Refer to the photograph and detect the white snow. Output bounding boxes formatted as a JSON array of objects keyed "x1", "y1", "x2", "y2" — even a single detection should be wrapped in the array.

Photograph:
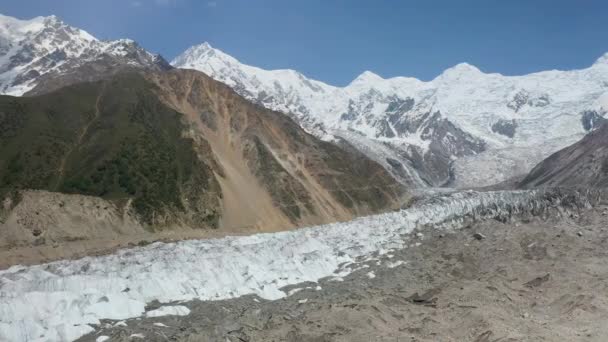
[
  {"x1": 96, "y1": 336, "x2": 110, "y2": 342},
  {"x1": 145, "y1": 305, "x2": 191, "y2": 318},
  {"x1": 0, "y1": 14, "x2": 159, "y2": 96},
  {"x1": 286, "y1": 288, "x2": 303, "y2": 296},
  {"x1": 0, "y1": 14, "x2": 603, "y2": 187},
  {"x1": 172, "y1": 42, "x2": 608, "y2": 187},
  {"x1": 386, "y1": 260, "x2": 405, "y2": 268},
  {"x1": 0, "y1": 190, "x2": 543, "y2": 342}
]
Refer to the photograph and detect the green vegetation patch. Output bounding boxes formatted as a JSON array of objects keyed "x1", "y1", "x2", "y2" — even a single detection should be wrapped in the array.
[{"x1": 0, "y1": 73, "x2": 221, "y2": 227}]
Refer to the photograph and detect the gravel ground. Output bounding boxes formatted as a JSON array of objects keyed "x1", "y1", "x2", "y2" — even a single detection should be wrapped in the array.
[{"x1": 79, "y1": 205, "x2": 608, "y2": 342}]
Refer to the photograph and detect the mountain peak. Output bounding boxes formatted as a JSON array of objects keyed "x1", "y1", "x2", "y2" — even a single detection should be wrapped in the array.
[
  {"x1": 199, "y1": 41, "x2": 213, "y2": 49},
  {"x1": 0, "y1": 13, "x2": 97, "y2": 44},
  {"x1": 172, "y1": 41, "x2": 239, "y2": 69},
  {"x1": 448, "y1": 62, "x2": 481, "y2": 73},
  {"x1": 593, "y1": 52, "x2": 608, "y2": 67},
  {"x1": 0, "y1": 13, "x2": 60, "y2": 28},
  {"x1": 107, "y1": 38, "x2": 137, "y2": 46},
  {"x1": 0, "y1": 13, "x2": 171, "y2": 95},
  {"x1": 349, "y1": 70, "x2": 384, "y2": 86},
  {"x1": 43, "y1": 14, "x2": 60, "y2": 24},
  {"x1": 436, "y1": 62, "x2": 483, "y2": 81},
  {"x1": 188, "y1": 42, "x2": 216, "y2": 54},
  {"x1": 0, "y1": 13, "x2": 46, "y2": 36}
]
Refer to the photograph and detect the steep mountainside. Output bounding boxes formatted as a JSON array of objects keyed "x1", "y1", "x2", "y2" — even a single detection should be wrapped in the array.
[
  {"x1": 0, "y1": 69, "x2": 405, "y2": 244},
  {"x1": 173, "y1": 43, "x2": 608, "y2": 188},
  {"x1": 147, "y1": 69, "x2": 405, "y2": 229},
  {"x1": 520, "y1": 123, "x2": 608, "y2": 188},
  {"x1": 0, "y1": 74, "x2": 222, "y2": 229},
  {"x1": 0, "y1": 14, "x2": 170, "y2": 96}
]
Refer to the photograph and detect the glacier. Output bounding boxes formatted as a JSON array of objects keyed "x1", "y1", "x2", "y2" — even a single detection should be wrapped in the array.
[{"x1": 0, "y1": 189, "x2": 595, "y2": 342}]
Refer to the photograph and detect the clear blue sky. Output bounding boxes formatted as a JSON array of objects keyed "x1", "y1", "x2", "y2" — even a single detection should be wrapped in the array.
[{"x1": 2, "y1": 0, "x2": 607, "y2": 85}]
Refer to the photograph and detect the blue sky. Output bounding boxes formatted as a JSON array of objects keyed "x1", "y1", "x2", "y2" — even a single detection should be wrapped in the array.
[{"x1": 2, "y1": 0, "x2": 608, "y2": 86}]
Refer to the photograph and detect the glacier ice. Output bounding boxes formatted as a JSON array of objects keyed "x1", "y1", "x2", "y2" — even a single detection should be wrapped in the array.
[{"x1": 0, "y1": 189, "x2": 594, "y2": 341}]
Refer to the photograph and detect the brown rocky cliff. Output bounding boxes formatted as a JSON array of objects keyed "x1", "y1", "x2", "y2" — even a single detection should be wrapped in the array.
[{"x1": 149, "y1": 69, "x2": 407, "y2": 231}]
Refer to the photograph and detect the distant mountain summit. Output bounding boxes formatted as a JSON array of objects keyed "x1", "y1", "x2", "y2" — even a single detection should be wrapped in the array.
[
  {"x1": 173, "y1": 42, "x2": 608, "y2": 188},
  {"x1": 0, "y1": 14, "x2": 170, "y2": 96}
]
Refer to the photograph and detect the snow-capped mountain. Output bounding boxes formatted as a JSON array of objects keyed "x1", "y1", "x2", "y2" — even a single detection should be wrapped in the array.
[
  {"x1": 1, "y1": 12, "x2": 606, "y2": 189},
  {"x1": 0, "y1": 14, "x2": 170, "y2": 96},
  {"x1": 173, "y1": 43, "x2": 608, "y2": 188}
]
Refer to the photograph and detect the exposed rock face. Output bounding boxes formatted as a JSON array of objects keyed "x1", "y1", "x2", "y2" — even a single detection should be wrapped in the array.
[
  {"x1": 506, "y1": 89, "x2": 551, "y2": 112},
  {"x1": 581, "y1": 110, "x2": 607, "y2": 132},
  {"x1": 148, "y1": 69, "x2": 406, "y2": 229},
  {"x1": 520, "y1": 123, "x2": 608, "y2": 188},
  {"x1": 492, "y1": 119, "x2": 518, "y2": 138}
]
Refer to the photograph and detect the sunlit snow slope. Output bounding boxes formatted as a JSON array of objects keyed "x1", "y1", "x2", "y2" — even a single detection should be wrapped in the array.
[
  {"x1": 173, "y1": 43, "x2": 608, "y2": 188},
  {"x1": 0, "y1": 14, "x2": 168, "y2": 95}
]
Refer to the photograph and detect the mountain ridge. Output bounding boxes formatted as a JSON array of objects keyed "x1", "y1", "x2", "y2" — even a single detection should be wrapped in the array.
[
  {"x1": 172, "y1": 42, "x2": 608, "y2": 188},
  {"x1": 173, "y1": 41, "x2": 608, "y2": 87},
  {"x1": 0, "y1": 14, "x2": 170, "y2": 96}
]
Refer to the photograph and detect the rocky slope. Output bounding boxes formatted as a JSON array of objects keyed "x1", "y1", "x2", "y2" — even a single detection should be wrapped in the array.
[
  {"x1": 147, "y1": 69, "x2": 405, "y2": 229},
  {"x1": 0, "y1": 68, "x2": 405, "y2": 246},
  {"x1": 0, "y1": 190, "x2": 146, "y2": 250},
  {"x1": 0, "y1": 14, "x2": 170, "y2": 96},
  {"x1": 520, "y1": 122, "x2": 608, "y2": 188},
  {"x1": 173, "y1": 43, "x2": 608, "y2": 188}
]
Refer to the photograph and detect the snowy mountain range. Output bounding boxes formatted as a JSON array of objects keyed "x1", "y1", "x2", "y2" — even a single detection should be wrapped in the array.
[
  {"x1": 0, "y1": 14, "x2": 169, "y2": 96},
  {"x1": 0, "y1": 13, "x2": 607, "y2": 189},
  {"x1": 172, "y1": 43, "x2": 608, "y2": 188}
]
